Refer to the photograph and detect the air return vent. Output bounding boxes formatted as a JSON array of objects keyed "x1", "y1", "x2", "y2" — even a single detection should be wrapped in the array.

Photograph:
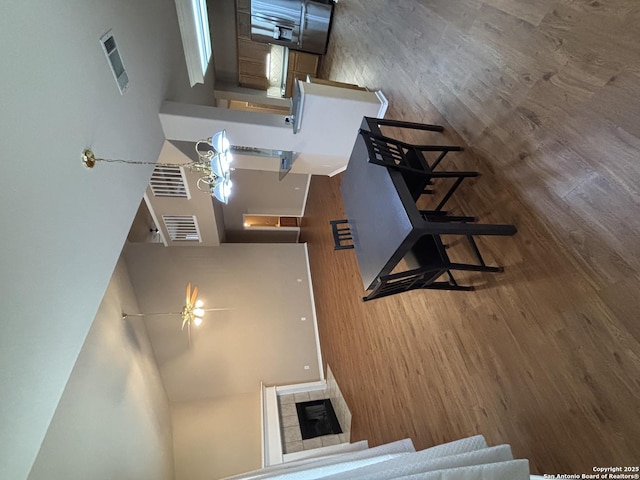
[
  {"x1": 150, "y1": 165, "x2": 189, "y2": 198},
  {"x1": 162, "y1": 215, "x2": 201, "y2": 242},
  {"x1": 100, "y1": 30, "x2": 129, "y2": 94}
]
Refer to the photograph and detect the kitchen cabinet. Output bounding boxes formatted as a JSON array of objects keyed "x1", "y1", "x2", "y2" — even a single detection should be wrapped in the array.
[
  {"x1": 237, "y1": 35, "x2": 269, "y2": 90},
  {"x1": 236, "y1": 10, "x2": 251, "y2": 39},
  {"x1": 235, "y1": 0, "x2": 320, "y2": 94},
  {"x1": 285, "y1": 51, "x2": 320, "y2": 97},
  {"x1": 236, "y1": 0, "x2": 269, "y2": 90}
]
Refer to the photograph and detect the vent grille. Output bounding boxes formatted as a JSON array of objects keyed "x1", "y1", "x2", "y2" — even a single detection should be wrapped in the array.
[
  {"x1": 162, "y1": 215, "x2": 201, "y2": 242},
  {"x1": 150, "y1": 165, "x2": 189, "y2": 198},
  {"x1": 100, "y1": 30, "x2": 129, "y2": 94}
]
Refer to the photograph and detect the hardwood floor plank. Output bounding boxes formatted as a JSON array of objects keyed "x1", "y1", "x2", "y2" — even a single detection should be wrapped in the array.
[
  {"x1": 587, "y1": 71, "x2": 640, "y2": 138},
  {"x1": 307, "y1": 0, "x2": 640, "y2": 475},
  {"x1": 482, "y1": 0, "x2": 555, "y2": 26}
]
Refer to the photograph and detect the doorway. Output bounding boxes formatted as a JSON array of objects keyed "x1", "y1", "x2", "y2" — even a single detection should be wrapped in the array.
[{"x1": 243, "y1": 214, "x2": 300, "y2": 229}]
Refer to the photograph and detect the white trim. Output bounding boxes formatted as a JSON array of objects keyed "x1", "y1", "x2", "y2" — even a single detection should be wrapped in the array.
[
  {"x1": 300, "y1": 174, "x2": 312, "y2": 217},
  {"x1": 259, "y1": 382, "x2": 265, "y2": 467},
  {"x1": 175, "y1": 0, "x2": 212, "y2": 86},
  {"x1": 275, "y1": 380, "x2": 327, "y2": 395},
  {"x1": 282, "y1": 442, "x2": 355, "y2": 463},
  {"x1": 261, "y1": 384, "x2": 283, "y2": 466},
  {"x1": 149, "y1": 164, "x2": 190, "y2": 198},
  {"x1": 374, "y1": 90, "x2": 389, "y2": 118},
  {"x1": 327, "y1": 164, "x2": 347, "y2": 177},
  {"x1": 303, "y1": 242, "x2": 325, "y2": 382},
  {"x1": 162, "y1": 214, "x2": 202, "y2": 242},
  {"x1": 143, "y1": 192, "x2": 168, "y2": 246}
]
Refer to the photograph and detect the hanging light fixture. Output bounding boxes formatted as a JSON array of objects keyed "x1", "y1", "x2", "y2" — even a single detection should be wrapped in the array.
[
  {"x1": 193, "y1": 130, "x2": 234, "y2": 203},
  {"x1": 82, "y1": 130, "x2": 234, "y2": 204},
  {"x1": 122, "y1": 283, "x2": 230, "y2": 345}
]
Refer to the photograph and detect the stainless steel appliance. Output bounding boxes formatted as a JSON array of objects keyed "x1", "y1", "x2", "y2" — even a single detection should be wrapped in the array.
[{"x1": 250, "y1": 0, "x2": 334, "y2": 55}]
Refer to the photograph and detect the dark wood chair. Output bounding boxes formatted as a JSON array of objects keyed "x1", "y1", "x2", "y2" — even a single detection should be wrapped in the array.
[
  {"x1": 362, "y1": 233, "x2": 503, "y2": 302},
  {"x1": 358, "y1": 129, "x2": 479, "y2": 210},
  {"x1": 329, "y1": 219, "x2": 354, "y2": 250},
  {"x1": 362, "y1": 117, "x2": 465, "y2": 170},
  {"x1": 420, "y1": 210, "x2": 477, "y2": 223}
]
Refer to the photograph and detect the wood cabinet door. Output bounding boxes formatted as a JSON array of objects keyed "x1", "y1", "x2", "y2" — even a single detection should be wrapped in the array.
[
  {"x1": 236, "y1": 0, "x2": 250, "y2": 13},
  {"x1": 239, "y1": 60, "x2": 267, "y2": 77},
  {"x1": 238, "y1": 38, "x2": 269, "y2": 62},
  {"x1": 291, "y1": 51, "x2": 320, "y2": 75},
  {"x1": 239, "y1": 73, "x2": 269, "y2": 90},
  {"x1": 236, "y1": 10, "x2": 251, "y2": 39}
]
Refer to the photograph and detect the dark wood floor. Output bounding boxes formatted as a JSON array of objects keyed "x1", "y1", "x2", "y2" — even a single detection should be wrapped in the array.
[{"x1": 300, "y1": 0, "x2": 640, "y2": 476}]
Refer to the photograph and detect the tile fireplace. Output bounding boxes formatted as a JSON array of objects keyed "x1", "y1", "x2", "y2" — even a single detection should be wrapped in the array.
[{"x1": 278, "y1": 367, "x2": 351, "y2": 454}]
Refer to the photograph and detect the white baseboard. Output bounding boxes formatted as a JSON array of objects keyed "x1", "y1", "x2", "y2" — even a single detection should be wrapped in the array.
[{"x1": 303, "y1": 243, "x2": 324, "y2": 382}]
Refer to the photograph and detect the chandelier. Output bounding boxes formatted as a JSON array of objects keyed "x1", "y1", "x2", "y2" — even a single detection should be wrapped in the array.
[{"x1": 82, "y1": 130, "x2": 234, "y2": 203}]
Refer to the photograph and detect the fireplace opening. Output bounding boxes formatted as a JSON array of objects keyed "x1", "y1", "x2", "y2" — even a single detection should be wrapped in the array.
[{"x1": 295, "y1": 399, "x2": 343, "y2": 440}]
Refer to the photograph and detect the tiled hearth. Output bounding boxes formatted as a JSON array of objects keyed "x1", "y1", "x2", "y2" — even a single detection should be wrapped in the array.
[{"x1": 278, "y1": 366, "x2": 351, "y2": 454}]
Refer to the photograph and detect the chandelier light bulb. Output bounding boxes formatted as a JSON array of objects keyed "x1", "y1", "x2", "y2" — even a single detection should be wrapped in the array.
[
  {"x1": 220, "y1": 151, "x2": 233, "y2": 167},
  {"x1": 211, "y1": 130, "x2": 230, "y2": 154}
]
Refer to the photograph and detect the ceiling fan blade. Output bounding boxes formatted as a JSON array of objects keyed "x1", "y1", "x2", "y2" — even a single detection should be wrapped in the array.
[
  {"x1": 185, "y1": 282, "x2": 192, "y2": 306},
  {"x1": 187, "y1": 320, "x2": 192, "y2": 347},
  {"x1": 190, "y1": 285, "x2": 199, "y2": 307}
]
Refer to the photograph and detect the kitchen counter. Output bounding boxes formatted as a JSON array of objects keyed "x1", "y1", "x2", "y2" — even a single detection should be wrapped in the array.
[{"x1": 291, "y1": 79, "x2": 304, "y2": 134}]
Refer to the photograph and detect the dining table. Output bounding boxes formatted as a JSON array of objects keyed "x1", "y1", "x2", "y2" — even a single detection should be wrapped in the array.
[{"x1": 340, "y1": 117, "x2": 517, "y2": 291}]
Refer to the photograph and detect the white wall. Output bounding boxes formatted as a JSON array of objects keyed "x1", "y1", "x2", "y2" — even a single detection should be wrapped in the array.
[
  {"x1": 27, "y1": 258, "x2": 174, "y2": 480},
  {"x1": 222, "y1": 168, "x2": 310, "y2": 238},
  {"x1": 0, "y1": 1, "x2": 215, "y2": 478},
  {"x1": 210, "y1": 0, "x2": 239, "y2": 83},
  {"x1": 146, "y1": 141, "x2": 224, "y2": 246},
  {"x1": 171, "y1": 393, "x2": 262, "y2": 480},
  {"x1": 123, "y1": 243, "x2": 322, "y2": 403}
]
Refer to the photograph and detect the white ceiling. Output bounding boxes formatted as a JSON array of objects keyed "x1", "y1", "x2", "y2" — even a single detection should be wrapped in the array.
[{"x1": 0, "y1": 1, "x2": 216, "y2": 478}]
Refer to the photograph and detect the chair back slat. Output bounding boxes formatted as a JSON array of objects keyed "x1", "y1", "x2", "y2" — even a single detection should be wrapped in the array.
[
  {"x1": 329, "y1": 219, "x2": 354, "y2": 250},
  {"x1": 361, "y1": 130, "x2": 428, "y2": 175}
]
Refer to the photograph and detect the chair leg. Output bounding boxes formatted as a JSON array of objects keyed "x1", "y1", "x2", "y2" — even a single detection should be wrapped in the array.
[
  {"x1": 435, "y1": 177, "x2": 465, "y2": 211},
  {"x1": 449, "y1": 262, "x2": 503, "y2": 273},
  {"x1": 429, "y1": 151, "x2": 448, "y2": 170},
  {"x1": 423, "y1": 214, "x2": 477, "y2": 223},
  {"x1": 466, "y1": 235, "x2": 486, "y2": 266},
  {"x1": 423, "y1": 282, "x2": 474, "y2": 291},
  {"x1": 366, "y1": 116, "x2": 444, "y2": 132},
  {"x1": 421, "y1": 210, "x2": 449, "y2": 216}
]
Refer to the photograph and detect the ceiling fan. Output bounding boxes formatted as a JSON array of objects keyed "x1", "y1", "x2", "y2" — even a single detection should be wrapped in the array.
[
  {"x1": 181, "y1": 282, "x2": 205, "y2": 344},
  {"x1": 123, "y1": 282, "x2": 229, "y2": 345}
]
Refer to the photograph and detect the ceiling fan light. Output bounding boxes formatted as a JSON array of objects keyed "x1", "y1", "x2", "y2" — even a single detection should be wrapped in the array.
[
  {"x1": 195, "y1": 299, "x2": 204, "y2": 308},
  {"x1": 193, "y1": 308, "x2": 205, "y2": 317},
  {"x1": 193, "y1": 316, "x2": 203, "y2": 327}
]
